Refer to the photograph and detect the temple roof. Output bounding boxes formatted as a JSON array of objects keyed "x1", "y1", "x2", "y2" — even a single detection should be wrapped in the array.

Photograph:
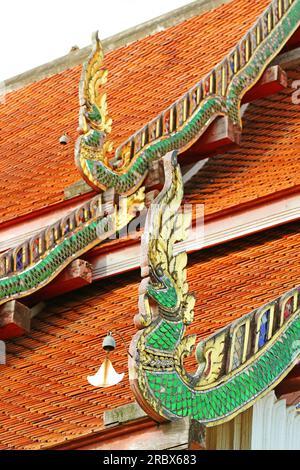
[
  {"x1": 0, "y1": 0, "x2": 300, "y2": 447},
  {"x1": 1, "y1": 220, "x2": 299, "y2": 449},
  {"x1": 0, "y1": 0, "x2": 274, "y2": 225}
]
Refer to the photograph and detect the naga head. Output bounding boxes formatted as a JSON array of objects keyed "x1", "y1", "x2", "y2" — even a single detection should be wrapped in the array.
[{"x1": 147, "y1": 264, "x2": 180, "y2": 316}]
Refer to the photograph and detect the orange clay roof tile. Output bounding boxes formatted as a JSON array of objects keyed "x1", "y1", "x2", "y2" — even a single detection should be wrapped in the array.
[
  {"x1": 0, "y1": 220, "x2": 299, "y2": 449},
  {"x1": 0, "y1": 0, "x2": 274, "y2": 225}
]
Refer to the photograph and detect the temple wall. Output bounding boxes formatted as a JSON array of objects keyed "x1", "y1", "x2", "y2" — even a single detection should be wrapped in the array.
[{"x1": 251, "y1": 391, "x2": 300, "y2": 450}]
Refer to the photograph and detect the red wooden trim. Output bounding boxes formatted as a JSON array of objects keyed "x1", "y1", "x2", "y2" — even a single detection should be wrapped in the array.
[
  {"x1": 283, "y1": 26, "x2": 300, "y2": 52},
  {"x1": 275, "y1": 364, "x2": 300, "y2": 397},
  {"x1": 0, "y1": 301, "x2": 31, "y2": 340},
  {"x1": 203, "y1": 184, "x2": 300, "y2": 224},
  {"x1": 242, "y1": 65, "x2": 287, "y2": 103},
  {"x1": 25, "y1": 259, "x2": 92, "y2": 306},
  {"x1": 46, "y1": 416, "x2": 156, "y2": 450},
  {"x1": 182, "y1": 65, "x2": 287, "y2": 162}
]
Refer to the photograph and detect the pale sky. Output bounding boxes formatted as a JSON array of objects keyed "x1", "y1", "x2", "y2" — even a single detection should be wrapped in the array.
[{"x1": 1, "y1": 0, "x2": 191, "y2": 82}]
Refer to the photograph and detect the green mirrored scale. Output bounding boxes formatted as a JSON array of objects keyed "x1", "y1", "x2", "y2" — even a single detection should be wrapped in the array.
[
  {"x1": 0, "y1": 219, "x2": 98, "y2": 299},
  {"x1": 87, "y1": 104, "x2": 102, "y2": 123},
  {"x1": 145, "y1": 315, "x2": 300, "y2": 422},
  {"x1": 147, "y1": 275, "x2": 178, "y2": 310},
  {"x1": 146, "y1": 320, "x2": 183, "y2": 351}
]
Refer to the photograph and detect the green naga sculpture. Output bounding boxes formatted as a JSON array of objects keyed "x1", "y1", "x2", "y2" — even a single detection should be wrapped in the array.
[{"x1": 129, "y1": 151, "x2": 300, "y2": 425}]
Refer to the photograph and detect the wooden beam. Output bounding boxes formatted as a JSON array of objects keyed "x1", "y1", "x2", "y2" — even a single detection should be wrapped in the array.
[
  {"x1": 283, "y1": 26, "x2": 300, "y2": 52},
  {"x1": 50, "y1": 417, "x2": 190, "y2": 450},
  {"x1": 49, "y1": 417, "x2": 156, "y2": 450},
  {"x1": 144, "y1": 159, "x2": 164, "y2": 192},
  {"x1": 242, "y1": 65, "x2": 287, "y2": 103},
  {"x1": 182, "y1": 116, "x2": 241, "y2": 162},
  {"x1": 182, "y1": 65, "x2": 287, "y2": 162},
  {"x1": 0, "y1": 300, "x2": 31, "y2": 340},
  {"x1": 275, "y1": 364, "x2": 300, "y2": 398},
  {"x1": 274, "y1": 46, "x2": 300, "y2": 69},
  {"x1": 45, "y1": 259, "x2": 92, "y2": 297},
  {"x1": 188, "y1": 420, "x2": 207, "y2": 450},
  {"x1": 26, "y1": 259, "x2": 93, "y2": 305},
  {"x1": 103, "y1": 402, "x2": 147, "y2": 426}
]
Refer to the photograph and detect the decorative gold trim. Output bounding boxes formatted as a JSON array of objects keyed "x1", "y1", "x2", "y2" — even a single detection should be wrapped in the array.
[
  {"x1": 228, "y1": 317, "x2": 251, "y2": 372},
  {"x1": 0, "y1": 188, "x2": 145, "y2": 306},
  {"x1": 254, "y1": 304, "x2": 275, "y2": 353},
  {"x1": 280, "y1": 289, "x2": 299, "y2": 327},
  {"x1": 205, "y1": 349, "x2": 300, "y2": 427},
  {"x1": 197, "y1": 306, "x2": 300, "y2": 391}
]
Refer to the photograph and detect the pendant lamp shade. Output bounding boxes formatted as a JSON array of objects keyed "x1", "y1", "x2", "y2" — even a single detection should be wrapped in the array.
[{"x1": 87, "y1": 356, "x2": 124, "y2": 387}]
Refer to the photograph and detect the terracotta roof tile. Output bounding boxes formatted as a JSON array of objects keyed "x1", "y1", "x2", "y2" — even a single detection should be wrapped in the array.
[
  {"x1": 0, "y1": 0, "x2": 272, "y2": 225},
  {"x1": 0, "y1": 220, "x2": 299, "y2": 449}
]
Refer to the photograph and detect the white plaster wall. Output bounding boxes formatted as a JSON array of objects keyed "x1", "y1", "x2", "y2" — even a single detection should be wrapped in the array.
[{"x1": 251, "y1": 391, "x2": 300, "y2": 450}]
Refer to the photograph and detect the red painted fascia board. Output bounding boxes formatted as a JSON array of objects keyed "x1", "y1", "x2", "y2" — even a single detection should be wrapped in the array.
[{"x1": 46, "y1": 416, "x2": 156, "y2": 450}]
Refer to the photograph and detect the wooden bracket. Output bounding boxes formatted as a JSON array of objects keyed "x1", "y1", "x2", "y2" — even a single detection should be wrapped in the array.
[
  {"x1": 182, "y1": 65, "x2": 287, "y2": 163},
  {"x1": 188, "y1": 419, "x2": 207, "y2": 450},
  {"x1": 275, "y1": 364, "x2": 300, "y2": 397},
  {"x1": 27, "y1": 259, "x2": 93, "y2": 305},
  {"x1": 182, "y1": 115, "x2": 241, "y2": 163},
  {"x1": 0, "y1": 300, "x2": 31, "y2": 340},
  {"x1": 242, "y1": 65, "x2": 287, "y2": 103}
]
